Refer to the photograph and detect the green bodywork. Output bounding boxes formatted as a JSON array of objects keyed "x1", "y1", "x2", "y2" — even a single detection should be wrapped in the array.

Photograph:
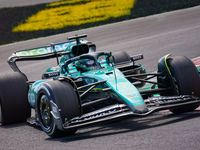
[
  {"x1": 28, "y1": 42, "x2": 146, "y2": 113},
  {"x1": 29, "y1": 65, "x2": 145, "y2": 109},
  {"x1": 197, "y1": 66, "x2": 200, "y2": 72},
  {"x1": 27, "y1": 42, "x2": 200, "y2": 114}
]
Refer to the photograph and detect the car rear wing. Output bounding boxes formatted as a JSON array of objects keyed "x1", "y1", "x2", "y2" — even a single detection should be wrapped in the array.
[
  {"x1": 8, "y1": 41, "x2": 75, "y2": 72},
  {"x1": 8, "y1": 39, "x2": 96, "y2": 73}
]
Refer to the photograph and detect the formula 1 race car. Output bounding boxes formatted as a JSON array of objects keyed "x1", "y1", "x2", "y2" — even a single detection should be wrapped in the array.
[{"x1": 0, "y1": 34, "x2": 200, "y2": 137}]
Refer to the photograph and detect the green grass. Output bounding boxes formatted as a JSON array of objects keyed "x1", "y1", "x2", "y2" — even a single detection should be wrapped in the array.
[{"x1": 0, "y1": 0, "x2": 200, "y2": 45}]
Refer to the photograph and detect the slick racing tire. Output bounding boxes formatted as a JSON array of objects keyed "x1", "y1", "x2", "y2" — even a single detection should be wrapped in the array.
[
  {"x1": 112, "y1": 51, "x2": 131, "y2": 64},
  {"x1": 167, "y1": 56, "x2": 200, "y2": 114},
  {"x1": 0, "y1": 72, "x2": 31, "y2": 125},
  {"x1": 37, "y1": 80, "x2": 81, "y2": 137}
]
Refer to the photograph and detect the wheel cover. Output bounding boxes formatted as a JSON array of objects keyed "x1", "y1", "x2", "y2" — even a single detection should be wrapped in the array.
[{"x1": 39, "y1": 95, "x2": 51, "y2": 129}]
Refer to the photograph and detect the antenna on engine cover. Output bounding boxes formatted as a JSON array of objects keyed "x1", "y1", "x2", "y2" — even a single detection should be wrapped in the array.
[{"x1": 67, "y1": 34, "x2": 87, "y2": 44}]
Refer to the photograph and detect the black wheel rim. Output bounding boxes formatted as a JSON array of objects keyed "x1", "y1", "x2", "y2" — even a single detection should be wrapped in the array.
[{"x1": 39, "y1": 95, "x2": 51, "y2": 129}]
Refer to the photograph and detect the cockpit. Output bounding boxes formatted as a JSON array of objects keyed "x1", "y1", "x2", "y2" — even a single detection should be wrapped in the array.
[{"x1": 63, "y1": 52, "x2": 114, "y2": 74}]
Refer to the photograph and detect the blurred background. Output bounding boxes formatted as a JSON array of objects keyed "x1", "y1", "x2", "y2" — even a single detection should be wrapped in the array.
[{"x1": 0, "y1": 0, "x2": 200, "y2": 45}]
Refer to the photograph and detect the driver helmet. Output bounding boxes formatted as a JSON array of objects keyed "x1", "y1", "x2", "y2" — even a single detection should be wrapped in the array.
[{"x1": 75, "y1": 59, "x2": 96, "y2": 72}]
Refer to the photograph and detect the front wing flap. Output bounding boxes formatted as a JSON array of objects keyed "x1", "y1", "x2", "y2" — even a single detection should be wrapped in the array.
[{"x1": 61, "y1": 95, "x2": 200, "y2": 129}]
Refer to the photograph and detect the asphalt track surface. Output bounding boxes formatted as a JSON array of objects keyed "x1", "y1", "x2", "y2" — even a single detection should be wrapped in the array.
[{"x1": 0, "y1": 6, "x2": 200, "y2": 150}]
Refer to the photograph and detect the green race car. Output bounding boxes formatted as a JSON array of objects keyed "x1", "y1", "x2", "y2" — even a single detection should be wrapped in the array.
[{"x1": 0, "y1": 34, "x2": 200, "y2": 137}]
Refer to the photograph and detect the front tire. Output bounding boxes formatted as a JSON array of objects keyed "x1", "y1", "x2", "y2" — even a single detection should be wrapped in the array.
[
  {"x1": 167, "y1": 56, "x2": 200, "y2": 113},
  {"x1": 37, "y1": 80, "x2": 81, "y2": 137}
]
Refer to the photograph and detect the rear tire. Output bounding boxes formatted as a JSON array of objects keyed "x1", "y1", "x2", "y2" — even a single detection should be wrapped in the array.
[
  {"x1": 37, "y1": 80, "x2": 81, "y2": 137},
  {"x1": 167, "y1": 56, "x2": 200, "y2": 114},
  {"x1": 112, "y1": 51, "x2": 131, "y2": 64},
  {"x1": 0, "y1": 72, "x2": 31, "y2": 125}
]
